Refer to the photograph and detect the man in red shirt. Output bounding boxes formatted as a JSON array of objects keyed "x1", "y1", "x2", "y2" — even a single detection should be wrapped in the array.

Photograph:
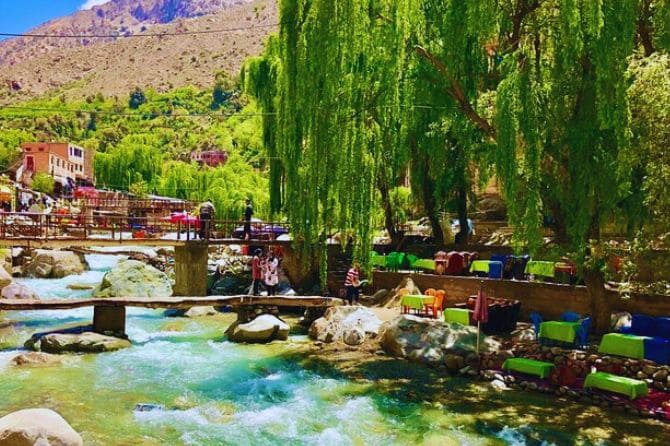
[{"x1": 251, "y1": 249, "x2": 263, "y2": 295}]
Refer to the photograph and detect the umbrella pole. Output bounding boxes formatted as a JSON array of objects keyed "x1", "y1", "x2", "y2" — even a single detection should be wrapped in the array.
[{"x1": 476, "y1": 321, "x2": 481, "y2": 353}]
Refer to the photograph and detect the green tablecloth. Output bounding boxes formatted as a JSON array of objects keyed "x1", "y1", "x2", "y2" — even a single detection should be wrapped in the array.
[
  {"x1": 583, "y1": 372, "x2": 649, "y2": 399},
  {"x1": 598, "y1": 333, "x2": 648, "y2": 359},
  {"x1": 401, "y1": 295, "x2": 434, "y2": 310},
  {"x1": 502, "y1": 358, "x2": 555, "y2": 379},
  {"x1": 538, "y1": 321, "x2": 581, "y2": 343},
  {"x1": 444, "y1": 308, "x2": 471, "y2": 325},
  {"x1": 524, "y1": 261, "x2": 556, "y2": 278},
  {"x1": 414, "y1": 259, "x2": 436, "y2": 271},
  {"x1": 469, "y1": 260, "x2": 492, "y2": 274},
  {"x1": 371, "y1": 255, "x2": 386, "y2": 268}
]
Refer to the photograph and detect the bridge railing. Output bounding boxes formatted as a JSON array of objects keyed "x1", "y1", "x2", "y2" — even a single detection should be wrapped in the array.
[{"x1": 0, "y1": 212, "x2": 290, "y2": 242}]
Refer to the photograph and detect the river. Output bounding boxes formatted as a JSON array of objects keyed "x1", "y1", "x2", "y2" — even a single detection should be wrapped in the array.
[{"x1": 0, "y1": 253, "x2": 667, "y2": 445}]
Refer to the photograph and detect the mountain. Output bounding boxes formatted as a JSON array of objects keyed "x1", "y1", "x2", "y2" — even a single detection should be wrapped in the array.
[{"x1": 0, "y1": 0, "x2": 276, "y2": 103}]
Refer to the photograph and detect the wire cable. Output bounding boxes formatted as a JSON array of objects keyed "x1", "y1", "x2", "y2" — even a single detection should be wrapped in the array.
[{"x1": 0, "y1": 23, "x2": 278, "y2": 39}]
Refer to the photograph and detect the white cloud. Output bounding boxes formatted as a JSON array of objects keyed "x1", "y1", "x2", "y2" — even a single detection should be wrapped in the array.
[{"x1": 80, "y1": 0, "x2": 111, "y2": 10}]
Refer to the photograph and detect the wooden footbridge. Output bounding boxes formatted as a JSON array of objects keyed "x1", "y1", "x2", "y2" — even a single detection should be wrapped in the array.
[
  {"x1": 0, "y1": 212, "x2": 291, "y2": 249},
  {"x1": 0, "y1": 295, "x2": 340, "y2": 335}
]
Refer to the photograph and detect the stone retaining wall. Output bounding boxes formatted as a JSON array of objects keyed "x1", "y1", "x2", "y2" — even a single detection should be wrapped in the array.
[{"x1": 372, "y1": 272, "x2": 670, "y2": 332}]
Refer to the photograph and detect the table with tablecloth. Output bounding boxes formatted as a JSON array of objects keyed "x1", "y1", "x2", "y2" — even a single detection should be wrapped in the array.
[
  {"x1": 538, "y1": 321, "x2": 581, "y2": 343},
  {"x1": 469, "y1": 260, "x2": 493, "y2": 274},
  {"x1": 401, "y1": 295, "x2": 434, "y2": 311},
  {"x1": 583, "y1": 372, "x2": 649, "y2": 399},
  {"x1": 598, "y1": 333, "x2": 649, "y2": 359},
  {"x1": 444, "y1": 308, "x2": 471, "y2": 325},
  {"x1": 413, "y1": 258, "x2": 436, "y2": 272},
  {"x1": 524, "y1": 261, "x2": 556, "y2": 278},
  {"x1": 503, "y1": 358, "x2": 555, "y2": 379}
]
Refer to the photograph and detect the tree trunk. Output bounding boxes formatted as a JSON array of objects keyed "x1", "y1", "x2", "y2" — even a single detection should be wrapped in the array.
[
  {"x1": 422, "y1": 176, "x2": 444, "y2": 246},
  {"x1": 584, "y1": 268, "x2": 610, "y2": 334},
  {"x1": 454, "y1": 182, "x2": 469, "y2": 247},
  {"x1": 376, "y1": 170, "x2": 401, "y2": 247}
]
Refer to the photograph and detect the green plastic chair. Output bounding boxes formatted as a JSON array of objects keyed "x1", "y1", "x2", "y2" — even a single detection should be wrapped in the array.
[
  {"x1": 406, "y1": 254, "x2": 419, "y2": 271},
  {"x1": 386, "y1": 252, "x2": 405, "y2": 272}
]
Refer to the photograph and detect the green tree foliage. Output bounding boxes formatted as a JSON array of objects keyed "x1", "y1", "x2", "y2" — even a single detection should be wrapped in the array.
[
  {"x1": 31, "y1": 173, "x2": 55, "y2": 195},
  {"x1": 128, "y1": 87, "x2": 147, "y2": 109},
  {"x1": 0, "y1": 83, "x2": 268, "y2": 219}
]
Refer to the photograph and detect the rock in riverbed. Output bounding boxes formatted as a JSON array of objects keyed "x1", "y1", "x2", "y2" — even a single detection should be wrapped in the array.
[
  {"x1": 94, "y1": 260, "x2": 172, "y2": 297},
  {"x1": 1, "y1": 283, "x2": 39, "y2": 300},
  {"x1": 26, "y1": 331, "x2": 131, "y2": 353},
  {"x1": 308, "y1": 306, "x2": 383, "y2": 344},
  {"x1": 24, "y1": 250, "x2": 88, "y2": 279},
  {"x1": 381, "y1": 315, "x2": 499, "y2": 367},
  {"x1": 0, "y1": 408, "x2": 83, "y2": 446},
  {"x1": 226, "y1": 314, "x2": 289, "y2": 343},
  {"x1": 10, "y1": 352, "x2": 65, "y2": 366}
]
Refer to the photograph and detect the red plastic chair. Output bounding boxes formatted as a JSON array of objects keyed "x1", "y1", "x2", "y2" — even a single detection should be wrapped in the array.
[{"x1": 444, "y1": 252, "x2": 465, "y2": 275}]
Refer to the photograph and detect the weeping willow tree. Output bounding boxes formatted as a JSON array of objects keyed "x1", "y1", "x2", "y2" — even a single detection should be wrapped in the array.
[
  {"x1": 158, "y1": 157, "x2": 269, "y2": 220},
  {"x1": 245, "y1": 0, "x2": 414, "y2": 285},
  {"x1": 95, "y1": 135, "x2": 164, "y2": 190}
]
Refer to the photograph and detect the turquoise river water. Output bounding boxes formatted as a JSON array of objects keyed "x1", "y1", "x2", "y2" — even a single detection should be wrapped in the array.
[{"x1": 0, "y1": 254, "x2": 668, "y2": 445}]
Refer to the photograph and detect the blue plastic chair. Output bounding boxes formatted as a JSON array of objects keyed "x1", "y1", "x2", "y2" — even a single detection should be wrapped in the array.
[
  {"x1": 561, "y1": 311, "x2": 581, "y2": 322},
  {"x1": 576, "y1": 317, "x2": 591, "y2": 348},
  {"x1": 630, "y1": 314, "x2": 656, "y2": 337},
  {"x1": 488, "y1": 261, "x2": 504, "y2": 279},
  {"x1": 644, "y1": 338, "x2": 670, "y2": 364},
  {"x1": 653, "y1": 317, "x2": 670, "y2": 338},
  {"x1": 530, "y1": 312, "x2": 543, "y2": 339}
]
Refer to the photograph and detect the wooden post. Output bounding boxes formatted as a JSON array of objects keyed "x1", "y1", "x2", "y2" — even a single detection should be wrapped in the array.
[{"x1": 93, "y1": 305, "x2": 126, "y2": 336}]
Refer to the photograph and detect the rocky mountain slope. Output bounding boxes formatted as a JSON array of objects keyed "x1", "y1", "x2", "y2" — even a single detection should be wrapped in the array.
[{"x1": 0, "y1": 0, "x2": 276, "y2": 103}]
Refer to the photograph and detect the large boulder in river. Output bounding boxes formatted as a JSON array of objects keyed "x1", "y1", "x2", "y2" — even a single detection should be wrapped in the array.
[
  {"x1": 24, "y1": 250, "x2": 88, "y2": 279},
  {"x1": 26, "y1": 331, "x2": 131, "y2": 353},
  {"x1": 381, "y1": 315, "x2": 500, "y2": 368},
  {"x1": 308, "y1": 306, "x2": 383, "y2": 344},
  {"x1": 226, "y1": 314, "x2": 289, "y2": 343},
  {"x1": 1, "y1": 283, "x2": 39, "y2": 300},
  {"x1": 0, "y1": 408, "x2": 83, "y2": 446},
  {"x1": 10, "y1": 352, "x2": 65, "y2": 367},
  {"x1": 94, "y1": 260, "x2": 172, "y2": 298}
]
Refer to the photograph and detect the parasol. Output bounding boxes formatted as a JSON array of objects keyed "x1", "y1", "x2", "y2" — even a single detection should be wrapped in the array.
[{"x1": 473, "y1": 281, "x2": 489, "y2": 353}]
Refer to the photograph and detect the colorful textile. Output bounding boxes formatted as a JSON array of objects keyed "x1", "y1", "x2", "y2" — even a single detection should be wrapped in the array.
[
  {"x1": 502, "y1": 358, "x2": 555, "y2": 379},
  {"x1": 538, "y1": 321, "x2": 581, "y2": 343},
  {"x1": 524, "y1": 261, "x2": 556, "y2": 278},
  {"x1": 598, "y1": 333, "x2": 648, "y2": 359},
  {"x1": 469, "y1": 260, "x2": 492, "y2": 274},
  {"x1": 401, "y1": 295, "x2": 434, "y2": 310},
  {"x1": 584, "y1": 372, "x2": 649, "y2": 399},
  {"x1": 444, "y1": 308, "x2": 471, "y2": 325}
]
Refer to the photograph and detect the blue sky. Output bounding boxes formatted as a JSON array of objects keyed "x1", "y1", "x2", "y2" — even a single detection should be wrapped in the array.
[{"x1": 0, "y1": 1, "x2": 109, "y2": 41}]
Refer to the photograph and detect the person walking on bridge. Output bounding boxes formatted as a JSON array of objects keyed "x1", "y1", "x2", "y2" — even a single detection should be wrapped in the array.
[
  {"x1": 198, "y1": 198, "x2": 215, "y2": 240},
  {"x1": 243, "y1": 198, "x2": 253, "y2": 240}
]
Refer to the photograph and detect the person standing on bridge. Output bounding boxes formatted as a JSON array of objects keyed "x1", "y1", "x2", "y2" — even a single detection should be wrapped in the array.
[
  {"x1": 251, "y1": 248, "x2": 264, "y2": 296},
  {"x1": 198, "y1": 198, "x2": 216, "y2": 240},
  {"x1": 243, "y1": 198, "x2": 253, "y2": 240},
  {"x1": 264, "y1": 251, "x2": 279, "y2": 296}
]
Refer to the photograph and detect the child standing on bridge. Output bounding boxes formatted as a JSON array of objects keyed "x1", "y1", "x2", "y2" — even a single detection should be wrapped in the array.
[{"x1": 264, "y1": 251, "x2": 279, "y2": 296}]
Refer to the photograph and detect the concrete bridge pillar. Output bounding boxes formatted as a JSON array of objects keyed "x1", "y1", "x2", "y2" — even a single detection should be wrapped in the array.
[
  {"x1": 93, "y1": 306, "x2": 126, "y2": 336},
  {"x1": 174, "y1": 243, "x2": 209, "y2": 296}
]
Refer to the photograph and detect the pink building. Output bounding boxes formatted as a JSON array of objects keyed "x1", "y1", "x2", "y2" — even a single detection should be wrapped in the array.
[{"x1": 190, "y1": 150, "x2": 228, "y2": 168}]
